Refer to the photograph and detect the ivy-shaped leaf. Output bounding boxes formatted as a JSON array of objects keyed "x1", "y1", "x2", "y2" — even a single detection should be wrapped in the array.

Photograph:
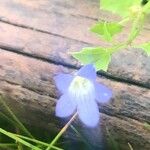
[
  {"x1": 137, "y1": 42, "x2": 150, "y2": 56},
  {"x1": 100, "y1": 0, "x2": 141, "y2": 17},
  {"x1": 72, "y1": 47, "x2": 111, "y2": 71},
  {"x1": 90, "y1": 22, "x2": 123, "y2": 41}
]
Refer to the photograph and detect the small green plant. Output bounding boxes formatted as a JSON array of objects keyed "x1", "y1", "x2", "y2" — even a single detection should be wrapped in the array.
[
  {"x1": 53, "y1": 1, "x2": 150, "y2": 149},
  {"x1": 0, "y1": 96, "x2": 63, "y2": 150},
  {"x1": 1, "y1": 1, "x2": 149, "y2": 150},
  {"x1": 72, "y1": 0, "x2": 150, "y2": 71}
]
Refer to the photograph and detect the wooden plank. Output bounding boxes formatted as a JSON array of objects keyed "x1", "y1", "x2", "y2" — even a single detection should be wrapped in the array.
[
  {"x1": 0, "y1": 49, "x2": 149, "y2": 124},
  {"x1": 0, "y1": 1, "x2": 149, "y2": 149},
  {"x1": 0, "y1": 0, "x2": 150, "y2": 43},
  {"x1": 0, "y1": 50, "x2": 150, "y2": 124},
  {"x1": 0, "y1": 50, "x2": 149, "y2": 149},
  {"x1": 0, "y1": 20, "x2": 150, "y2": 88},
  {"x1": 0, "y1": 0, "x2": 148, "y2": 25},
  {"x1": 0, "y1": 0, "x2": 100, "y2": 20},
  {"x1": 0, "y1": 0, "x2": 150, "y2": 88},
  {"x1": 0, "y1": 0, "x2": 101, "y2": 44},
  {"x1": 0, "y1": 0, "x2": 149, "y2": 45}
]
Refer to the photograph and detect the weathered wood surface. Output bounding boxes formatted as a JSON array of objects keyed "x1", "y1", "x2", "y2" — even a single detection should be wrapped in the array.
[
  {"x1": 0, "y1": 0, "x2": 149, "y2": 150},
  {"x1": 0, "y1": 0, "x2": 150, "y2": 87},
  {"x1": 0, "y1": 50, "x2": 150, "y2": 150}
]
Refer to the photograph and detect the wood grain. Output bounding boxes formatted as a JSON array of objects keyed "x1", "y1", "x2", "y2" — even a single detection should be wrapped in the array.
[
  {"x1": 0, "y1": 0, "x2": 149, "y2": 87},
  {"x1": 0, "y1": 0, "x2": 149, "y2": 149},
  {"x1": 0, "y1": 50, "x2": 149, "y2": 149}
]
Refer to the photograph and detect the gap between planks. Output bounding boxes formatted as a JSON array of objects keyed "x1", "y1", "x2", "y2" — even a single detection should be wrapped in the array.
[{"x1": 0, "y1": 46, "x2": 149, "y2": 91}]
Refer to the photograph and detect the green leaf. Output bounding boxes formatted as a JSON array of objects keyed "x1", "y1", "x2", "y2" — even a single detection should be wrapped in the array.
[
  {"x1": 72, "y1": 47, "x2": 111, "y2": 71},
  {"x1": 137, "y1": 42, "x2": 150, "y2": 56},
  {"x1": 90, "y1": 22, "x2": 123, "y2": 41},
  {"x1": 100, "y1": 0, "x2": 141, "y2": 17},
  {"x1": 95, "y1": 54, "x2": 111, "y2": 71}
]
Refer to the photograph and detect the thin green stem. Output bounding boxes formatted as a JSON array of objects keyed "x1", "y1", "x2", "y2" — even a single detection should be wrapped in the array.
[
  {"x1": 46, "y1": 112, "x2": 78, "y2": 150},
  {"x1": 108, "y1": 9, "x2": 146, "y2": 55},
  {"x1": 126, "y1": 12, "x2": 145, "y2": 45},
  {"x1": 0, "y1": 96, "x2": 34, "y2": 138},
  {"x1": 0, "y1": 128, "x2": 41, "y2": 150},
  {"x1": 128, "y1": 143, "x2": 134, "y2": 150},
  {"x1": 14, "y1": 134, "x2": 64, "y2": 150},
  {"x1": 16, "y1": 128, "x2": 24, "y2": 150},
  {"x1": 108, "y1": 42, "x2": 127, "y2": 54}
]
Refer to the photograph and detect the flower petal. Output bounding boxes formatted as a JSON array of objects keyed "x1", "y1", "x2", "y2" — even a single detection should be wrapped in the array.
[
  {"x1": 55, "y1": 94, "x2": 76, "y2": 118},
  {"x1": 77, "y1": 64, "x2": 96, "y2": 81},
  {"x1": 95, "y1": 82, "x2": 112, "y2": 103},
  {"x1": 77, "y1": 94, "x2": 99, "y2": 127},
  {"x1": 54, "y1": 73, "x2": 74, "y2": 93}
]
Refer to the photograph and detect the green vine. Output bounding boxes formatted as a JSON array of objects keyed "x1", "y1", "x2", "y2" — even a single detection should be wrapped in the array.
[{"x1": 71, "y1": 0, "x2": 150, "y2": 71}]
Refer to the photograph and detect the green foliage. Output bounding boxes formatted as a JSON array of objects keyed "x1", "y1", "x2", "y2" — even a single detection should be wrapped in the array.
[
  {"x1": 0, "y1": 96, "x2": 33, "y2": 138},
  {"x1": 0, "y1": 128, "x2": 41, "y2": 150},
  {"x1": 72, "y1": 47, "x2": 111, "y2": 71},
  {"x1": 137, "y1": 42, "x2": 150, "y2": 56},
  {"x1": 90, "y1": 22, "x2": 123, "y2": 41},
  {"x1": 127, "y1": 12, "x2": 145, "y2": 44},
  {"x1": 100, "y1": 0, "x2": 141, "y2": 17},
  {"x1": 0, "y1": 128, "x2": 63, "y2": 150},
  {"x1": 72, "y1": 0, "x2": 150, "y2": 72},
  {"x1": 0, "y1": 96, "x2": 63, "y2": 150}
]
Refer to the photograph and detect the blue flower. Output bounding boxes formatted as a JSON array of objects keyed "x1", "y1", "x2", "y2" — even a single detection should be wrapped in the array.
[{"x1": 54, "y1": 64, "x2": 112, "y2": 127}]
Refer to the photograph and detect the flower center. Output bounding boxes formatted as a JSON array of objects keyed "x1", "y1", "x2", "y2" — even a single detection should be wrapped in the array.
[{"x1": 68, "y1": 76, "x2": 95, "y2": 96}]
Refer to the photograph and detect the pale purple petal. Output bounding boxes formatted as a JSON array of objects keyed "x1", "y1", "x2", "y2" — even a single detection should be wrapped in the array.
[
  {"x1": 55, "y1": 94, "x2": 76, "y2": 118},
  {"x1": 77, "y1": 94, "x2": 99, "y2": 127},
  {"x1": 77, "y1": 64, "x2": 96, "y2": 81},
  {"x1": 95, "y1": 82, "x2": 112, "y2": 103},
  {"x1": 54, "y1": 73, "x2": 74, "y2": 93}
]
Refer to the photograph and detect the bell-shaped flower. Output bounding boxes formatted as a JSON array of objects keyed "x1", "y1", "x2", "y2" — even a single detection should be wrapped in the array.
[{"x1": 54, "y1": 64, "x2": 112, "y2": 127}]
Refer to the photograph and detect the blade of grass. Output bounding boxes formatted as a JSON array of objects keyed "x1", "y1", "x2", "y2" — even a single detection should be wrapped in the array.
[
  {"x1": 46, "y1": 112, "x2": 77, "y2": 150},
  {"x1": 0, "y1": 96, "x2": 33, "y2": 138},
  {"x1": 0, "y1": 128, "x2": 41, "y2": 150},
  {"x1": 16, "y1": 128, "x2": 24, "y2": 150},
  {"x1": 0, "y1": 110, "x2": 24, "y2": 150},
  {"x1": 14, "y1": 134, "x2": 64, "y2": 150},
  {"x1": 0, "y1": 143, "x2": 17, "y2": 148},
  {"x1": 128, "y1": 142, "x2": 134, "y2": 150},
  {"x1": 17, "y1": 142, "x2": 24, "y2": 150}
]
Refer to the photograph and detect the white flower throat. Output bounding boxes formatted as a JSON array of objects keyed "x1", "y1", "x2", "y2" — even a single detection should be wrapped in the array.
[{"x1": 68, "y1": 76, "x2": 95, "y2": 96}]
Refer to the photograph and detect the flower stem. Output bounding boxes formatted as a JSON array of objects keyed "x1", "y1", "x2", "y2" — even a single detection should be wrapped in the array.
[{"x1": 45, "y1": 112, "x2": 78, "y2": 150}]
